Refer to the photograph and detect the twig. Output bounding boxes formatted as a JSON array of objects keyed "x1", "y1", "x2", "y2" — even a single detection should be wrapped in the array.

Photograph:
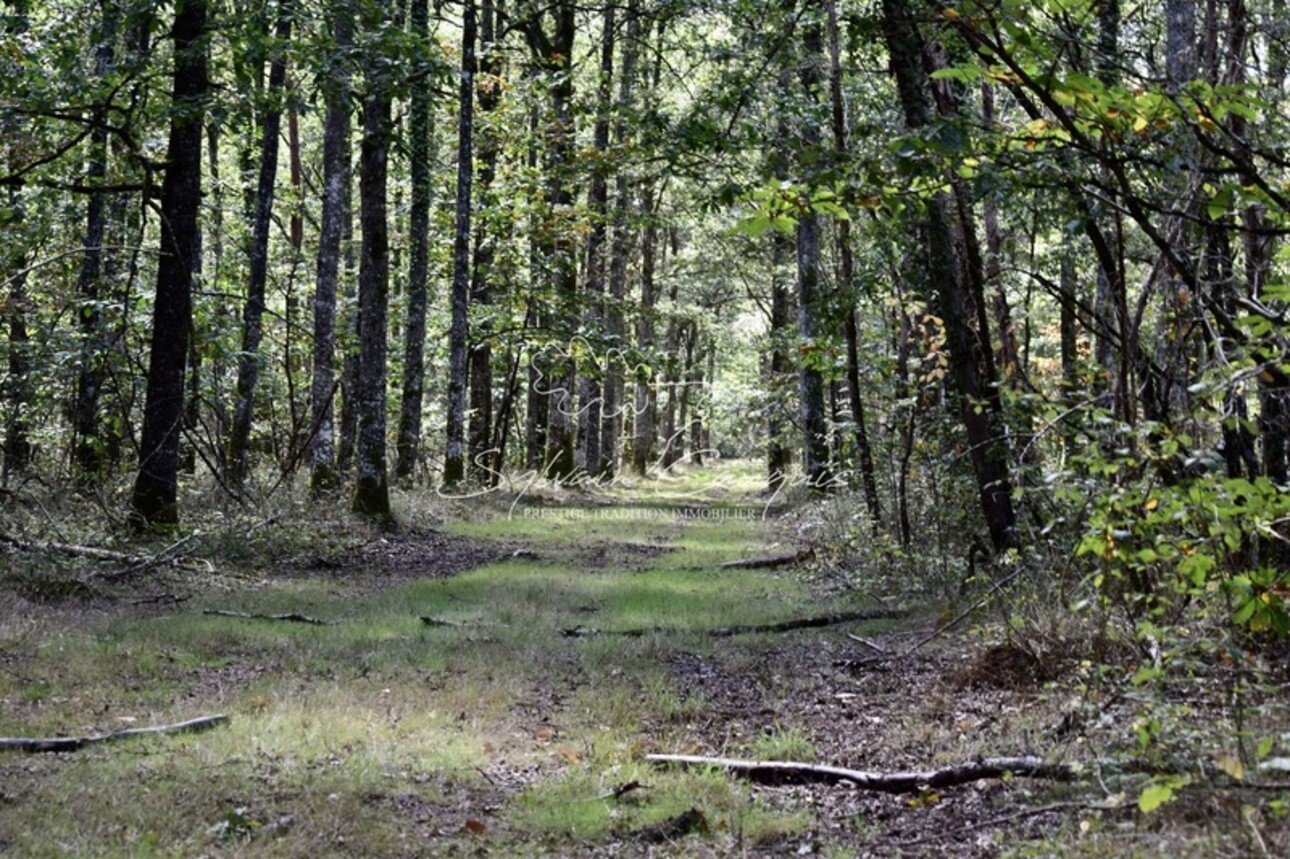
[
  {"x1": 91, "y1": 531, "x2": 205, "y2": 583},
  {"x1": 202, "y1": 610, "x2": 328, "y2": 626},
  {"x1": 596, "y1": 780, "x2": 646, "y2": 802},
  {"x1": 645, "y1": 753, "x2": 1075, "y2": 793},
  {"x1": 0, "y1": 714, "x2": 228, "y2": 753},
  {"x1": 845, "y1": 633, "x2": 887, "y2": 653}
]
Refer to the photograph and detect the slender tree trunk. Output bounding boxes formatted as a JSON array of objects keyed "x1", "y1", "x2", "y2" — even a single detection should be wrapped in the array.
[
  {"x1": 352, "y1": 0, "x2": 393, "y2": 520},
  {"x1": 395, "y1": 0, "x2": 434, "y2": 482},
  {"x1": 576, "y1": 2, "x2": 616, "y2": 478},
  {"x1": 227, "y1": 0, "x2": 293, "y2": 487},
  {"x1": 443, "y1": 0, "x2": 476, "y2": 487},
  {"x1": 768, "y1": 237, "x2": 792, "y2": 492},
  {"x1": 797, "y1": 2, "x2": 831, "y2": 489},
  {"x1": 310, "y1": 3, "x2": 351, "y2": 493},
  {"x1": 599, "y1": 0, "x2": 640, "y2": 479},
  {"x1": 130, "y1": 0, "x2": 207, "y2": 527},
  {"x1": 824, "y1": 0, "x2": 879, "y2": 517},
  {"x1": 467, "y1": 0, "x2": 501, "y2": 482},
  {"x1": 631, "y1": 185, "x2": 660, "y2": 475},
  {"x1": 525, "y1": 3, "x2": 578, "y2": 482},
  {"x1": 71, "y1": 0, "x2": 118, "y2": 482}
]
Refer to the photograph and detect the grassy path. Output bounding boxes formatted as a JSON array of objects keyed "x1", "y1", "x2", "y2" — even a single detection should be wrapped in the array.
[{"x1": 0, "y1": 461, "x2": 904, "y2": 856}]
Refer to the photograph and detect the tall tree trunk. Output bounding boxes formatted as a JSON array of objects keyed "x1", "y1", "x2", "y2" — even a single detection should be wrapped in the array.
[
  {"x1": 825, "y1": 0, "x2": 879, "y2": 519},
  {"x1": 130, "y1": 0, "x2": 208, "y2": 527},
  {"x1": 768, "y1": 237, "x2": 792, "y2": 492},
  {"x1": 351, "y1": 0, "x2": 393, "y2": 520},
  {"x1": 523, "y1": 96, "x2": 547, "y2": 472},
  {"x1": 310, "y1": 2, "x2": 351, "y2": 494},
  {"x1": 631, "y1": 184, "x2": 660, "y2": 475},
  {"x1": 227, "y1": 0, "x2": 293, "y2": 487},
  {"x1": 443, "y1": 0, "x2": 477, "y2": 487},
  {"x1": 467, "y1": 0, "x2": 501, "y2": 482},
  {"x1": 71, "y1": 0, "x2": 118, "y2": 482},
  {"x1": 395, "y1": 0, "x2": 434, "y2": 482},
  {"x1": 797, "y1": 1, "x2": 831, "y2": 489},
  {"x1": 523, "y1": 3, "x2": 578, "y2": 482},
  {"x1": 576, "y1": 2, "x2": 616, "y2": 478},
  {"x1": 881, "y1": 0, "x2": 1015, "y2": 552},
  {"x1": 600, "y1": 0, "x2": 640, "y2": 479}
]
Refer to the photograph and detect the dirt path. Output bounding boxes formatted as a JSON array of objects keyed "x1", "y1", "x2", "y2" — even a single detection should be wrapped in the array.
[{"x1": 0, "y1": 463, "x2": 1121, "y2": 856}]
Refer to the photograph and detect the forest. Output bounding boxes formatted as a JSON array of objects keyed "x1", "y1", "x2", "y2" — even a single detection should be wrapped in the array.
[{"x1": 1, "y1": 0, "x2": 1289, "y2": 855}]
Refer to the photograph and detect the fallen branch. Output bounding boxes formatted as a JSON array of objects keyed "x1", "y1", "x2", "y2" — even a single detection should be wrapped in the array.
[
  {"x1": 419, "y1": 616, "x2": 500, "y2": 629},
  {"x1": 92, "y1": 531, "x2": 204, "y2": 583},
  {"x1": 563, "y1": 607, "x2": 908, "y2": 639},
  {"x1": 0, "y1": 714, "x2": 228, "y2": 753},
  {"x1": 0, "y1": 532, "x2": 142, "y2": 564},
  {"x1": 718, "y1": 548, "x2": 813, "y2": 570},
  {"x1": 202, "y1": 610, "x2": 328, "y2": 626},
  {"x1": 645, "y1": 754, "x2": 1074, "y2": 793}
]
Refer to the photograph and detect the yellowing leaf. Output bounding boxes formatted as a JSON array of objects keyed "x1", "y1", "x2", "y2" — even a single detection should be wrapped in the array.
[{"x1": 1216, "y1": 754, "x2": 1246, "y2": 781}]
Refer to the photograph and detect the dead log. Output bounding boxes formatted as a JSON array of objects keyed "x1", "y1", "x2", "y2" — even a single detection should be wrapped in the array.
[
  {"x1": 718, "y1": 548, "x2": 813, "y2": 570},
  {"x1": 0, "y1": 714, "x2": 228, "y2": 753},
  {"x1": 202, "y1": 610, "x2": 328, "y2": 626},
  {"x1": 645, "y1": 754, "x2": 1074, "y2": 793}
]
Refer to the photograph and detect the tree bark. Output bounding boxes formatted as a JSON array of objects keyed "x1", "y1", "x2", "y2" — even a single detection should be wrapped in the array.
[
  {"x1": 825, "y1": 0, "x2": 879, "y2": 518},
  {"x1": 523, "y1": 3, "x2": 579, "y2": 482},
  {"x1": 351, "y1": 0, "x2": 393, "y2": 521},
  {"x1": 395, "y1": 0, "x2": 434, "y2": 483},
  {"x1": 576, "y1": 2, "x2": 616, "y2": 479},
  {"x1": 443, "y1": 0, "x2": 477, "y2": 487},
  {"x1": 71, "y1": 0, "x2": 118, "y2": 483},
  {"x1": 467, "y1": 0, "x2": 501, "y2": 482},
  {"x1": 310, "y1": 2, "x2": 351, "y2": 494},
  {"x1": 797, "y1": 2, "x2": 831, "y2": 489},
  {"x1": 227, "y1": 0, "x2": 293, "y2": 487},
  {"x1": 881, "y1": 0, "x2": 1015, "y2": 553},
  {"x1": 130, "y1": 0, "x2": 208, "y2": 527}
]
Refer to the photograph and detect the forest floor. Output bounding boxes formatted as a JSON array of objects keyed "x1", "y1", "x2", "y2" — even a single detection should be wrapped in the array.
[{"x1": 1, "y1": 460, "x2": 1285, "y2": 857}]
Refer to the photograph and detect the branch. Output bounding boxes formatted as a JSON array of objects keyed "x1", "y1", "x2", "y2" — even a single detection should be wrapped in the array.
[
  {"x1": 201, "y1": 610, "x2": 328, "y2": 626},
  {"x1": 562, "y1": 607, "x2": 909, "y2": 639},
  {"x1": 0, "y1": 714, "x2": 228, "y2": 753},
  {"x1": 645, "y1": 753, "x2": 1075, "y2": 793}
]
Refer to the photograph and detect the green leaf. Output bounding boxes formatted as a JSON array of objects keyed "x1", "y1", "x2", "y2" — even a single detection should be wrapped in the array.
[{"x1": 1138, "y1": 784, "x2": 1175, "y2": 813}]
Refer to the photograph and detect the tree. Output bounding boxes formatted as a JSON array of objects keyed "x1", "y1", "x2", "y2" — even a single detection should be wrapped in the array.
[
  {"x1": 881, "y1": 0, "x2": 1015, "y2": 552},
  {"x1": 228, "y1": 0, "x2": 294, "y2": 488},
  {"x1": 351, "y1": 0, "x2": 393, "y2": 521},
  {"x1": 309, "y1": 0, "x2": 352, "y2": 495},
  {"x1": 443, "y1": 0, "x2": 477, "y2": 488},
  {"x1": 395, "y1": 0, "x2": 434, "y2": 483},
  {"x1": 130, "y1": 0, "x2": 208, "y2": 527}
]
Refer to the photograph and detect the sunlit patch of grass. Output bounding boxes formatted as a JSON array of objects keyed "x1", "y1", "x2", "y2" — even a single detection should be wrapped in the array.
[
  {"x1": 509, "y1": 763, "x2": 809, "y2": 847},
  {"x1": 747, "y1": 724, "x2": 819, "y2": 762}
]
